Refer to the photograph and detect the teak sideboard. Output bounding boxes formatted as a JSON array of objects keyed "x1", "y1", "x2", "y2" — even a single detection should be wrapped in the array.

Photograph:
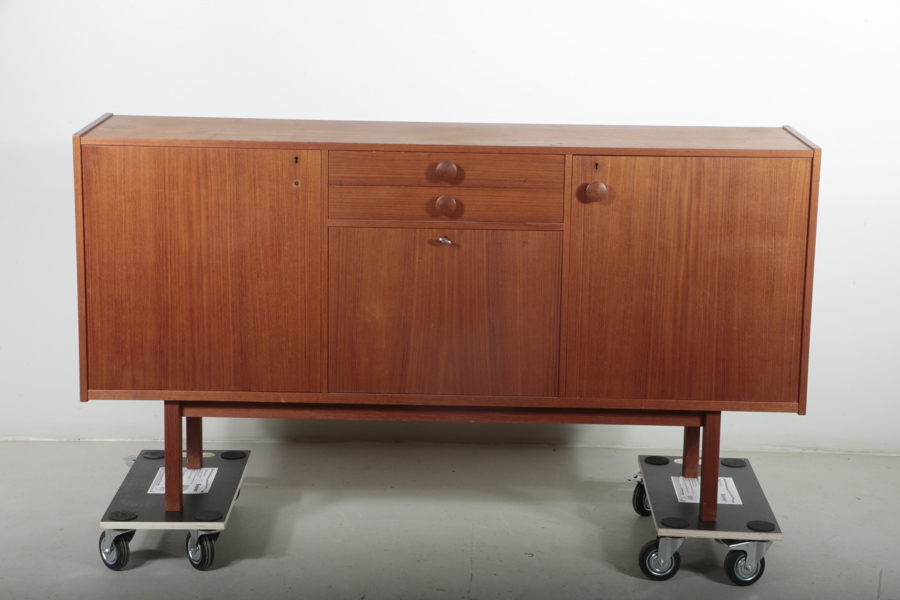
[{"x1": 73, "y1": 114, "x2": 821, "y2": 522}]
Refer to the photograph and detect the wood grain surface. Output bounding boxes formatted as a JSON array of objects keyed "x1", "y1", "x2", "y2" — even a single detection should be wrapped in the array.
[
  {"x1": 329, "y1": 151, "x2": 565, "y2": 187},
  {"x1": 328, "y1": 186, "x2": 563, "y2": 222},
  {"x1": 565, "y1": 156, "x2": 811, "y2": 405},
  {"x1": 329, "y1": 228, "x2": 563, "y2": 396},
  {"x1": 81, "y1": 146, "x2": 322, "y2": 392},
  {"x1": 75, "y1": 117, "x2": 819, "y2": 417},
  {"x1": 79, "y1": 115, "x2": 816, "y2": 155}
]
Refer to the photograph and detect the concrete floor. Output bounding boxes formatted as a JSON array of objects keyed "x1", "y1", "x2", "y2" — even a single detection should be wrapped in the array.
[{"x1": 1, "y1": 441, "x2": 896, "y2": 600}]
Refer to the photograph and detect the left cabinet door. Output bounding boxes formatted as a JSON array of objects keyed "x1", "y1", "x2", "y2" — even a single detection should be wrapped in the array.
[{"x1": 81, "y1": 146, "x2": 322, "y2": 393}]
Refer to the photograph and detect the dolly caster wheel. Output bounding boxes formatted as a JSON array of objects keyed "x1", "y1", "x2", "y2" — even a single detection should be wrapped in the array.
[
  {"x1": 186, "y1": 532, "x2": 216, "y2": 571},
  {"x1": 632, "y1": 483, "x2": 651, "y2": 516},
  {"x1": 638, "y1": 539, "x2": 681, "y2": 581},
  {"x1": 724, "y1": 550, "x2": 765, "y2": 586},
  {"x1": 98, "y1": 530, "x2": 132, "y2": 571}
]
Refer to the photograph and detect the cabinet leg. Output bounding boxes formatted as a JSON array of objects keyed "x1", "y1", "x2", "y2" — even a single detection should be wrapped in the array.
[
  {"x1": 164, "y1": 401, "x2": 184, "y2": 512},
  {"x1": 186, "y1": 417, "x2": 203, "y2": 469},
  {"x1": 682, "y1": 426, "x2": 701, "y2": 478},
  {"x1": 700, "y1": 412, "x2": 721, "y2": 522}
]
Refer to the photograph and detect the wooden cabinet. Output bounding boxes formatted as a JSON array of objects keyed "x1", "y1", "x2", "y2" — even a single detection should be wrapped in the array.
[{"x1": 73, "y1": 115, "x2": 820, "y2": 518}]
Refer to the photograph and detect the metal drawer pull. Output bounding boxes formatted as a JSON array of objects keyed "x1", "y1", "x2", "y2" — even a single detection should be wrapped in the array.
[{"x1": 438, "y1": 236, "x2": 453, "y2": 245}]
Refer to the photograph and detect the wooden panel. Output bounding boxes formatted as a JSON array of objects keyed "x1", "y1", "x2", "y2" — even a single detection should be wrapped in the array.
[
  {"x1": 182, "y1": 402, "x2": 707, "y2": 427},
  {"x1": 81, "y1": 115, "x2": 816, "y2": 155},
  {"x1": 326, "y1": 220, "x2": 563, "y2": 231},
  {"x1": 329, "y1": 186, "x2": 563, "y2": 222},
  {"x1": 565, "y1": 156, "x2": 811, "y2": 405},
  {"x1": 329, "y1": 151, "x2": 565, "y2": 187},
  {"x1": 82, "y1": 146, "x2": 321, "y2": 392},
  {"x1": 566, "y1": 156, "x2": 659, "y2": 398},
  {"x1": 798, "y1": 146, "x2": 822, "y2": 415},
  {"x1": 329, "y1": 228, "x2": 562, "y2": 396},
  {"x1": 73, "y1": 113, "x2": 114, "y2": 137},
  {"x1": 85, "y1": 389, "x2": 799, "y2": 413},
  {"x1": 72, "y1": 135, "x2": 89, "y2": 403}
]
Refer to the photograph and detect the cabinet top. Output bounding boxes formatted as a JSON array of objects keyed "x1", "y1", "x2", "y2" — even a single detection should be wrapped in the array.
[{"x1": 76, "y1": 114, "x2": 817, "y2": 156}]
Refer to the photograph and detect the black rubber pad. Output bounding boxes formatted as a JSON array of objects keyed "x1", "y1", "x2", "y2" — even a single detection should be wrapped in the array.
[
  {"x1": 194, "y1": 510, "x2": 224, "y2": 522},
  {"x1": 221, "y1": 451, "x2": 247, "y2": 460},
  {"x1": 747, "y1": 520, "x2": 776, "y2": 532},
  {"x1": 661, "y1": 517, "x2": 690, "y2": 529},
  {"x1": 109, "y1": 510, "x2": 138, "y2": 521}
]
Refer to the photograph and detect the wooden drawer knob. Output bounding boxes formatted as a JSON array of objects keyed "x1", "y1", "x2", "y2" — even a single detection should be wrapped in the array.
[
  {"x1": 585, "y1": 181, "x2": 608, "y2": 202},
  {"x1": 435, "y1": 194, "x2": 458, "y2": 216},
  {"x1": 435, "y1": 161, "x2": 458, "y2": 182}
]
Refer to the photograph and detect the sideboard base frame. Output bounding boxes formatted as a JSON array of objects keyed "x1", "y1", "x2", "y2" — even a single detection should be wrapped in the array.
[{"x1": 163, "y1": 401, "x2": 723, "y2": 522}]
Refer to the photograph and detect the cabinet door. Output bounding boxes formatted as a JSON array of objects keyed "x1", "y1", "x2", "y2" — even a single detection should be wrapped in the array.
[
  {"x1": 329, "y1": 228, "x2": 562, "y2": 396},
  {"x1": 82, "y1": 147, "x2": 321, "y2": 392},
  {"x1": 565, "y1": 156, "x2": 811, "y2": 404}
]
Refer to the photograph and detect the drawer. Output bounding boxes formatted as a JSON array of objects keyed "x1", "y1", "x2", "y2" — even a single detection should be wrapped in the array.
[
  {"x1": 329, "y1": 186, "x2": 563, "y2": 222},
  {"x1": 329, "y1": 151, "x2": 565, "y2": 188}
]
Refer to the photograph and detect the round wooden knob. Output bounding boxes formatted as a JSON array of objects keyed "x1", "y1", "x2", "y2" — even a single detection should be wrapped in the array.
[
  {"x1": 585, "y1": 181, "x2": 608, "y2": 202},
  {"x1": 435, "y1": 194, "x2": 458, "y2": 216},
  {"x1": 435, "y1": 161, "x2": 458, "y2": 182}
]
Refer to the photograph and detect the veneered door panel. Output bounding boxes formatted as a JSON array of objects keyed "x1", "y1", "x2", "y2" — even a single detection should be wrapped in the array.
[
  {"x1": 566, "y1": 156, "x2": 810, "y2": 404},
  {"x1": 81, "y1": 146, "x2": 321, "y2": 392},
  {"x1": 329, "y1": 227, "x2": 562, "y2": 396}
]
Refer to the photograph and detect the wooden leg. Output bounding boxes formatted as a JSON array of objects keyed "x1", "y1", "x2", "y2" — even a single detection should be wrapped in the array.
[
  {"x1": 700, "y1": 412, "x2": 721, "y2": 522},
  {"x1": 186, "y1": 417, "x2": 203, "y2": 469},
  {"x1": 164, "y1": 401, "x2": 184, "y2": 512},
  {"x1": 682, "y1": 426, "x2": 701, "y2": 478}
]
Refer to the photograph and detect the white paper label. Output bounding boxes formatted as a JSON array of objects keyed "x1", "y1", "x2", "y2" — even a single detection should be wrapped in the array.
[
  {"x1": 671, "y1": 476, "x2": 742, "y2": 505},
  {"x1": 148, "y1": 467, "x2": 218, "y2": 494}
]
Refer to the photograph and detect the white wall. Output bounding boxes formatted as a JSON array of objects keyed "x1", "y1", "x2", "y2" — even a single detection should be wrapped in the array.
[{"x1": 1, "y1": 0, "x2": 898, "y2": 454}]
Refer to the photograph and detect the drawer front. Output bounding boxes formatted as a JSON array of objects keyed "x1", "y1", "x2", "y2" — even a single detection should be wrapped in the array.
[
  {"x1": 329, "y1": 151, "x2": 565, "y2": 188},
  {"x1": 329, "y1": 186, "x2": 563, "y2": 222}
]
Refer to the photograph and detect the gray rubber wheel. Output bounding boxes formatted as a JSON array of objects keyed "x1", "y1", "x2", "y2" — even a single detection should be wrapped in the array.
[
  {"x1": 724, "y1": 550, "x2": 765, "y2": 586},
  {"x1": 98, "y1": 531, "x2": 130, "y2": 571},
  {"x1": 638, "y1": 539, "x2": 680, "y2": 581},
  {"x1": 186, "y1": 533, "x2": 215, "y2": 571}
]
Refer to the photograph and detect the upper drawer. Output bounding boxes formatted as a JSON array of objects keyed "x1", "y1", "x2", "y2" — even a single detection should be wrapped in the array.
[{"x1": 329, "y1": 151, "x2": 565, "y2": 188}]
